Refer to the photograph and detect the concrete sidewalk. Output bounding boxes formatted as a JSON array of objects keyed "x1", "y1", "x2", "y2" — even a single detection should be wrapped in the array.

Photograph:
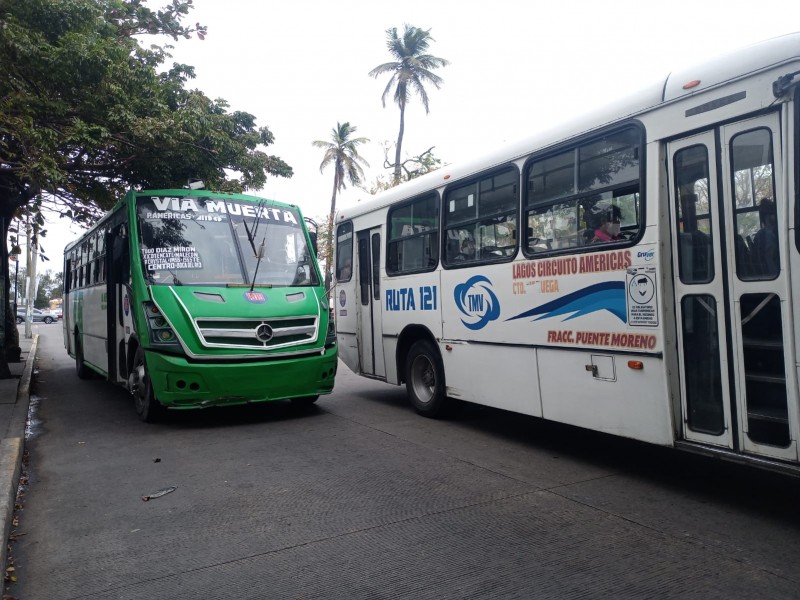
[{"x1": 0, "y1": 330, "x2": 38, "y2": 574}]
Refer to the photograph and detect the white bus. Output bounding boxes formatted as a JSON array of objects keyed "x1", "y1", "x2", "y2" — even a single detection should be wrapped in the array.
[{"x1": 333, "y1": 32, "x2": 800, "y2": 475}]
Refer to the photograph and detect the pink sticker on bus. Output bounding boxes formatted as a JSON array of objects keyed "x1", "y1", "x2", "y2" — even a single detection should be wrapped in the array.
[{"x1": 243, "y1": 291, "x2": 267, "y2": 304}]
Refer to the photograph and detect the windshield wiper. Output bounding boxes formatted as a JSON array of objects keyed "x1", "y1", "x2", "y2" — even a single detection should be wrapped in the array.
[
  {"x1": 242, "y1": 199, "x2": 267, "y2": 256},
  {"x1": 242, "y1": 200, "x2": 272, "y2": 291},
  {"x1": 250, "y1": 236, "x2": 266, "y2": 292},
  {"x1": 167, "y1": 268, "x2": 183, "y2": 286}
]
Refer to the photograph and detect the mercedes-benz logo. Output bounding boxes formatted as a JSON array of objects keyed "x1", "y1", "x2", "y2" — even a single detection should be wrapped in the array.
[{"x1": 255, "y1": 323, "x2": 274, "y2": 343}]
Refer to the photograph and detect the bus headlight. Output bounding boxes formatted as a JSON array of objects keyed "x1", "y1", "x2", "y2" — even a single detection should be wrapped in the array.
[
  {"x1": 143, "y1": 302, "x2": 181, "y2": 349},
  {"x1": 325, "y1": 317, "x2": 336, "y2": 347}
]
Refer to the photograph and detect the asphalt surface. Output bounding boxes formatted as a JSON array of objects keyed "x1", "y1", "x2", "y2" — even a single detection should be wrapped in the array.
[{"x1": 4, "y1": 326, "x2": 800, "y2": 599}]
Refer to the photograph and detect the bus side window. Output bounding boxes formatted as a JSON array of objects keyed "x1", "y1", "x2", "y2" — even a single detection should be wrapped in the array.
[
  {"x1": 109, "y1": 226, "x2": 130, "y2": 284},
  {"x1": 336, "y1": 222, "x2": 354, "y2": 281},
  {"x1": 674, "y1": 145, "x2": 714, "y2": 285},
  {"x1": 443, "y1": 168, "x2": 517, "y2": 266},
  {"x1": 386, "y1": 193, "x2": 439, "y2": 275},
  {"x1": 524, "y1": 126, "x2": 641, "y2": 256}
]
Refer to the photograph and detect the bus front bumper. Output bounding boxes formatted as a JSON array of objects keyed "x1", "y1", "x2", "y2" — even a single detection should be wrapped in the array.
[{"x1": 144, "y1": 348, "x2": 338, "y2": 409}]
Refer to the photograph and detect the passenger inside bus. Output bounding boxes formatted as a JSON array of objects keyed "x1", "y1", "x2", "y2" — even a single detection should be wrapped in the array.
[
  {"x1": 457, "y1": 238, "x2": 476, "y2": 261},
  {"x1": 339, "y1": 258, "x2": 352, "y2": 280},
  {"x1": 678, "y1": 193, "x2": 712, "y2": 283},
  {"x1": 752, "y1": 197, "x2": 779, "y2": 277},
  {"x1": 591, "y1": 206, "x2": 624, "y2": 243}
]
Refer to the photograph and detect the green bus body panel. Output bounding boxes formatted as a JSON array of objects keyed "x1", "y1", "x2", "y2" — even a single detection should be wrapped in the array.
[
  {"x1": 145, "y1": 347, "x2": 337, "y2": 408},
  {"x1": 147, "y1": 285, "x2": 329, "y2": 357}
]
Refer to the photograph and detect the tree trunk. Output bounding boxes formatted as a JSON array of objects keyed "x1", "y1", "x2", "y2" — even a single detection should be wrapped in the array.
[
  {"x1": 393, "y1": 102, "x2": 406, "y2": 185},
  {"x1": 325, "y1": 173, "x2": 339, "y2": 291},
  {"x1": 0, "y1": 213, "x2": 13, "y2": 377},
  {"x1": 0, "y1": 187, "x2": 33, "y2": 377}
]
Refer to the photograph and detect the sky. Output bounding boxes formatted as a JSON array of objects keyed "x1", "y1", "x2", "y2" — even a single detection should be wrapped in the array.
[{"x1": 22, "y1": 0, "x2": 800, "y2": 272}]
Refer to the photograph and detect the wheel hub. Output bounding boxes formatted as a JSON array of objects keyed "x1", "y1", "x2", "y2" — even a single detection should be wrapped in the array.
[{"x1": 411, "y1": 356, "x2": 435, "y2": 404}]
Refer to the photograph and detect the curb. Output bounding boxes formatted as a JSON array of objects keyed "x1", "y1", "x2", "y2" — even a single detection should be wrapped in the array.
[{"x1": 1, "y1": 334, "x2": 38, "y2": 576}]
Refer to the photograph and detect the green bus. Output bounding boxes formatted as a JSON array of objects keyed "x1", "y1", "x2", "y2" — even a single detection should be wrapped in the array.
[{"x1": 63, "y1": 189, "x2": 337, "y2": 421}]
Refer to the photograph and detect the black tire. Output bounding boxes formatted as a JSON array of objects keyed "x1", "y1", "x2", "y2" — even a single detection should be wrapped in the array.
[
  {"x1": 15, "y1": 316, "x2": 23, "y2": 324},
  {"x1": 290, "y1": 395, "x2": 319, "y2": 407},
  {"x1": 405, "y1": 339, "x2": 451, "y2": 418},
  {"x1": 44, "y1": 316, "x2": 54, "y2": 324},
  {"x1": 129, "y1": 347, "x2": 165, "y2": 423},
  {"x1": 75, "y1": 334, "x2": 93, "y2": 380}
]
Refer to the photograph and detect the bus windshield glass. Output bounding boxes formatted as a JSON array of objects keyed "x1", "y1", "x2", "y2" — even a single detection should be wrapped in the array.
[{"x1": 137, "y1": 196, "x2": 319, "y2": 287}]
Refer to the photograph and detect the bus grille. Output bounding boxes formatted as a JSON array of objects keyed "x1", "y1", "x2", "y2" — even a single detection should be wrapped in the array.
[{"x1": 195, "y1": 316, "x2": 319, "y2": 349}]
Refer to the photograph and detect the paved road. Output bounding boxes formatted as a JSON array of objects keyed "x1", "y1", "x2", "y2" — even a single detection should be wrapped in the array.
[{"x1": 5, "y1": 326, "x2": 800, "y2": 599}]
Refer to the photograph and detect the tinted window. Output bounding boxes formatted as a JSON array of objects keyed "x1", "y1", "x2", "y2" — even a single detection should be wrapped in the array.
[
  {"x1": 443, "y1": 167, "x2": 518, "y2": 267},
  {"x1": 387, "y1": 194, "x2": 439, "y2": 275}
]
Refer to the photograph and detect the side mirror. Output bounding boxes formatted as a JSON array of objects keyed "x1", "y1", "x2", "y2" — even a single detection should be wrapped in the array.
[{"x1": 304, "y1": 217, "x2": 319, "y2": 254}]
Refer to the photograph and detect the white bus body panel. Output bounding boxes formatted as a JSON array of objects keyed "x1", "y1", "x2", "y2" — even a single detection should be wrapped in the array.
[
  {"x1": 442, "y1": 343, "x2": 542, "y2": 417},
  {"x1": 538, "y1": 350, "x2": 673, "y2": 445},
  {"x1": 382, "y1": 270, "x2": 442, "y2": 381}
]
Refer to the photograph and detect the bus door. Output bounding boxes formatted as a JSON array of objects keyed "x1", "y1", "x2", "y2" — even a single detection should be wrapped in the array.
[
  {"x1": 668, "y1": 113, "x2": 798, "y2": 462},
  {"x1": 108, "y1": 223, "x2": 132, "y2": 384},
  {"x1": 356, "y1": 228, "x2": 385, "y2": 378}
]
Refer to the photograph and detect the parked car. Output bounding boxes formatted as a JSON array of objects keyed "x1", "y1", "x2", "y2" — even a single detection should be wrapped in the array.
[{"x1": 16, "y1": 308, "x2": 56, "y2": 324}]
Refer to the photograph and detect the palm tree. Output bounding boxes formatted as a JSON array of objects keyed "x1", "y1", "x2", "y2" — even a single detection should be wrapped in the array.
[
  {"x1": 312, "y1": 122, "x2": 369, "y2": 287},
  {"x1": 369, "y1": 24, "x2": 449, "y2": 185}
]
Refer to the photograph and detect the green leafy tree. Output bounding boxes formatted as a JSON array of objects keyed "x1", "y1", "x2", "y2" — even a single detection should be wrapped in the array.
[
  {"x1": 0, "y1": 0, "x2": 293, "y2": 377},
  {"x1": 49, "y1": 271, "x2": 64, "y2": 303},
  {"x1": 368, "y1": 24, "x2": 449, "y2": 185},
  {"x1": 313, "y1": 213, "x2": 332, "y2": 269},
  {"x1": 35, "y1": 270, "x2": 62, "y2": 308},
  {"x1": 312, "y1": 122, "x2": 369, "y2": 288}
]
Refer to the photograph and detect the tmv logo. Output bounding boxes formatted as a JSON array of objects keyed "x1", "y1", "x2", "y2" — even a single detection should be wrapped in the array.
[{"x1": 454, "y1": 276, "x2": 500, "y2": 330}]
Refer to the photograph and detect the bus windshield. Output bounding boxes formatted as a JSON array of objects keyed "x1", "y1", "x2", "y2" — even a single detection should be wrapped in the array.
[{"x1": 137, "y1": 196, "x2": 319, "y2": 287}]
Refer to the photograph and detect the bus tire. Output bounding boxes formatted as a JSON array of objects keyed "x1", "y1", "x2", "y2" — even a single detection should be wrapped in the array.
[
  {"x1": 130, "y1": 348, "x2": 164, "y2": 423},
  {"x1": 75, "y1": 335, "x2": 93, "y2": 380},
  {"x1": 290, "y1": 395, "x2": 319, "y2": 406},
  {"x1": 405, "y1": 339, "x2": 450, "y2": 418}
]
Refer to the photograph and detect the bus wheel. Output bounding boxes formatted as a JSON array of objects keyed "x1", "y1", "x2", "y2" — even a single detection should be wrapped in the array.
[
  {"x1": 75, "y1": 335, "x2": 93, "y2": 380},
  {"x1": 290, "y1": 395, "x2": 319, "y2": 407},
  {"x1": 129, "y1": 348, "x2": 164, "y2": 423},
  {"x1": 406, "y1": 340, "x2": 450, "y2": 418}
]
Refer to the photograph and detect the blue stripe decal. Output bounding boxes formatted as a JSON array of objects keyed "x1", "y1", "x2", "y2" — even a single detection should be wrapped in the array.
[{"x1": 506, "y1": 281, "x2": 627, "y2": 323}]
